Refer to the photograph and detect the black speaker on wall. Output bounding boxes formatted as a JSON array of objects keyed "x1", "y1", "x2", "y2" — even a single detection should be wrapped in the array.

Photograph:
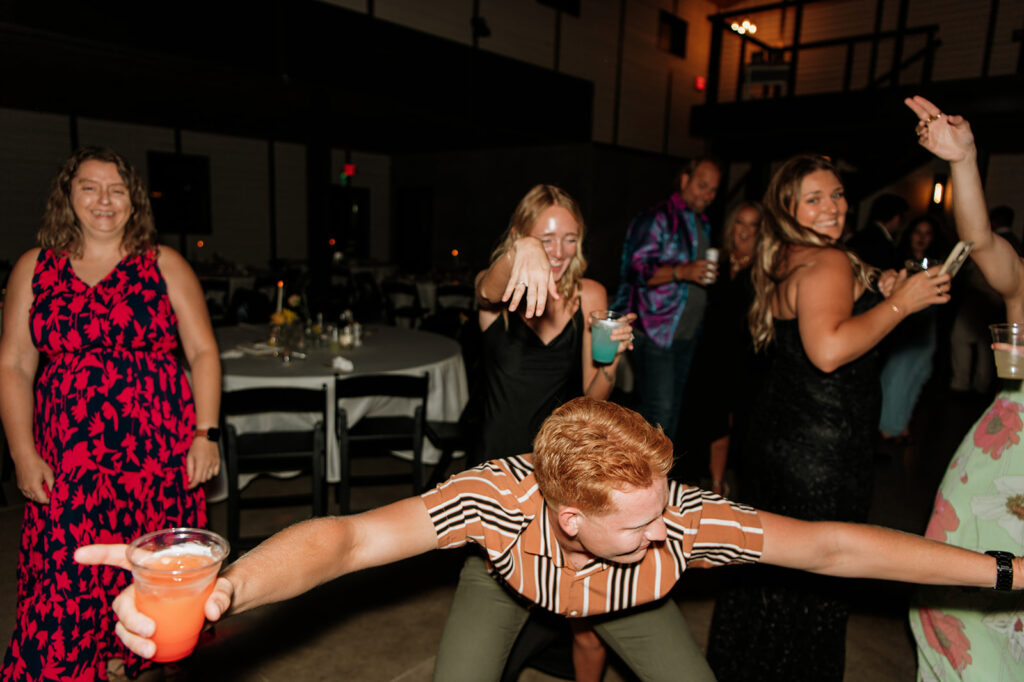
[{"x1": 147, "y1": 151, "x2": 213, "y2": 235}]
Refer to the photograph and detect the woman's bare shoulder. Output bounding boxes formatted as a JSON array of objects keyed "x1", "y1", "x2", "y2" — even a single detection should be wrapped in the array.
[
  {"x1": 578, "y1": 278, "x2": 608, "y2": 312},
  {"x1": 579, "y1": 278, "x2": 606, "y2": 299},
  {"x1": 784, "y1": 246, "x2": 851, "y2": 280},
  {"x1": 9, "y1": 248, "x2": 43, "y2": 283}
]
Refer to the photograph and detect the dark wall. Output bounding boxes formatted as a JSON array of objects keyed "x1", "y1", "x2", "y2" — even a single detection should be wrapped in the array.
[
  {"x1": 0, "y1": 1, "x2": 593, "y2": 154},
  {"x1": 391, "y1": 144, "x2": 684, "y2": 292}
]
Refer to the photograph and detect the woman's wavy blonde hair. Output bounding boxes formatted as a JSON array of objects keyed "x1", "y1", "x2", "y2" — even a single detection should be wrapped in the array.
[
  {"x1": 489, "y1": 184, "x2": 587, "y2": 304},
  {"x1": 749, "y1": 154, "x2": 875, "y2": 351},
  {"x1": 38, "y1": 147, "x2": 156, "y2": 258}
]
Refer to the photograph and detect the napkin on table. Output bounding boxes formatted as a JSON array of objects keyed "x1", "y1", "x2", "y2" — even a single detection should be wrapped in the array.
[{"x1": 331, "y1": 355, "x2": 354, "y2": 372}]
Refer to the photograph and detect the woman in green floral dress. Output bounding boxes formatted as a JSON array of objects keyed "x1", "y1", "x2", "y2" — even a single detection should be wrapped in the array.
[{"x1": 906, "y1": 96, "x2": 1024, "y2": 680}]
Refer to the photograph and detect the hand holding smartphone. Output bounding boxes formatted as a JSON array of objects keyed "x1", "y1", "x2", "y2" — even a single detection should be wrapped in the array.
[{"x1": 939, "y1": 240, "x2": 973, "y2": 276}]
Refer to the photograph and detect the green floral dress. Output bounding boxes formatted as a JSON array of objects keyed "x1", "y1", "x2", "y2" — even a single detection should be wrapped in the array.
[{"x1": 910, "y1": 388, "x2": 1024, "y2": 680}]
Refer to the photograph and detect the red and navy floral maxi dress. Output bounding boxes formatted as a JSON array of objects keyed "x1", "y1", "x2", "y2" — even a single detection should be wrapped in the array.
[{"x1": 1, "y1": 249, "x2": 207, "y2": 681}]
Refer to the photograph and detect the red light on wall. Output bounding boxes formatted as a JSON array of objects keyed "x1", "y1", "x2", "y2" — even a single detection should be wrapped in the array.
[
  {"x1": 196, "y1": 240, "x2": 205, "y2": 248},
  {"x1": 694, "y1": 76, "x2": 707, "y2": 92},
  {"x1": 328, "y1": 238, "x2": 336, "y2": 246},
  {"x1": 451, "y1": 249, "x2": 459, "y2": 257},
  {"x1": 343, "y1": 163, "x2": 356, "y2": 177}
]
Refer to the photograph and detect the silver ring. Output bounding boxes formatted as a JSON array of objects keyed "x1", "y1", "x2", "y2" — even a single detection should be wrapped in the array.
[{"x1": 517, "y1": 281, "x2": 528, "y2": 288}]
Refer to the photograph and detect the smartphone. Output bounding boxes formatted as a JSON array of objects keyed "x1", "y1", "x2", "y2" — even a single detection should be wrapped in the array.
[{"x1": 940, "y1": 240, "x2": 974, "y2": 277}]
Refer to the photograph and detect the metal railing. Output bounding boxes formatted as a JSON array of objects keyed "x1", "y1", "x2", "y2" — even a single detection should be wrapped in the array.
[{"x1": 705, "y1": 0, "x2": 942, "y2": 104}]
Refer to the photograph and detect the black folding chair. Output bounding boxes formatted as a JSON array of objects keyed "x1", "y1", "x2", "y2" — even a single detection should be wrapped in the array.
[
  {"x1": 434, "y1": 283, "x2": 476, "y2": 316},
  {"x1": 201, "y1": 277, "x2": 231, "y2": 326},
  {"x1": 381, "y1": 280, "x2": 427, "y2": 328},
  {"x1": 335, "y1": 374, "x2": 430, "y2": 513},
  {"x1": 221, "y1": 385, "x2": 328, "y2": 551}
]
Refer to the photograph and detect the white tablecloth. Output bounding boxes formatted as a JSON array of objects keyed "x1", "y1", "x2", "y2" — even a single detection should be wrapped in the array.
[{"x1": 216, "y1": 324, "x2": 468, "y2": 483}]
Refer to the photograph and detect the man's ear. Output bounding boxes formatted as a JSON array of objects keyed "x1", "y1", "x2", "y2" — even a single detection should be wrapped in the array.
[
  {"x1": 557, "y1": 506, "x2": 582, "y2": 537},
  {"x1": 679, "y1": 173, "x2": 691, "y2": 194}
]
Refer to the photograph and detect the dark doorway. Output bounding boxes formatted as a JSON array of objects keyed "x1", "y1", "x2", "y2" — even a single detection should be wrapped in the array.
[
  {"x1": 394, "y1": 187, "x2": 434, "y2": 274},
  {"x1": 329, "y1": 186, "x2": 371, "y2": 261}
]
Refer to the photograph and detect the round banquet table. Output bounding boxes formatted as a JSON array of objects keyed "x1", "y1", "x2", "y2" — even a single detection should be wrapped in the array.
[{"x1": 215, "y1": 324, "x2": 469, "y2": 483}]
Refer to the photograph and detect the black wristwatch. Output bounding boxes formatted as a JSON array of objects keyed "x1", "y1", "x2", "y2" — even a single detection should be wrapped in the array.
[
  {"x1": 194, "y1": 427, "x2": 221, "y2": 442},
  {"x1": 986, "y1": 550, "x2": 1015, "y2": 591}
]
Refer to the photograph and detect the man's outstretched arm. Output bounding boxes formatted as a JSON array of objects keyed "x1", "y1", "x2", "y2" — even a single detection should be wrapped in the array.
[
  {"x1": 75, "y1": 496, "x2": 438, "y2": 657},
  {"x1": 759, "y1": 511, "x2": 1021, "y2": 589}
]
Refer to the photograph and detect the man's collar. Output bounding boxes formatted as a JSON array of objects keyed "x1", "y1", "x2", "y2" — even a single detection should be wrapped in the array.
[
  {"x1": 670, "y1": 192, "x2": 709, "y2": 222},
  {"x1": 520, "y1": 503, "x2": 606, "y2": 574}
]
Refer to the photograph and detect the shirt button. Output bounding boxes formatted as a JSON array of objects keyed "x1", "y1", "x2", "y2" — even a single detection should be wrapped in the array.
[{"x1": 569, "y1": 610, "x2": 579, "y2": 617}]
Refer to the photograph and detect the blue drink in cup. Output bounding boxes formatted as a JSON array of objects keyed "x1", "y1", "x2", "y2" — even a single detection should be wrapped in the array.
[{"x1": 590, "y1": 310, "x2": 624, "y2": 364}]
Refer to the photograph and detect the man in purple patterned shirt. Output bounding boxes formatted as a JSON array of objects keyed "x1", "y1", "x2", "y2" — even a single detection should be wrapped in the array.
[{"x1": 612, "y1": 158, "x2": 722, "y2": 442}]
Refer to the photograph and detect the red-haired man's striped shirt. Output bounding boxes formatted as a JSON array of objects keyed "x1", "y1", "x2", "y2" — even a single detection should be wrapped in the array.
[{"x1": 420, "y1": 455, "x2": 764, "y2": 618}]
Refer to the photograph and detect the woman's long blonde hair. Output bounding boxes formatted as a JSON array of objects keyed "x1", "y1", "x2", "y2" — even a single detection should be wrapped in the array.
[
  {"x1": 489, "y1": 184, "x2": 587, "y2": 304},
  {"x1": 749, "y1": 154, "x2": 875, "y2": 351}
]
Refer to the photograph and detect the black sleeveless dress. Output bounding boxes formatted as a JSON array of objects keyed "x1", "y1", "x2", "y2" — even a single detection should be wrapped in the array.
[
  {"x1": 706, "y1": 292, "x2": 881, "y2": 682},
  {"x1": 478, "y1": 307, "x2": 584, "y2": 462}
]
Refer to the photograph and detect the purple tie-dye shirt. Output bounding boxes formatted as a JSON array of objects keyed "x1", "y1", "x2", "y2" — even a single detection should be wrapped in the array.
[{"x1": 611, "y1": 193, "x2": 711, "y2": 348}]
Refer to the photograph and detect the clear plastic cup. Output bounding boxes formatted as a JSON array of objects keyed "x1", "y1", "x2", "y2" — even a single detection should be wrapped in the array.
[
  {"x1": 589, "y1": 310, "x2": 624, "y2": 364},
  {"x1": 126, "y1": 528, "x2": 230, "y2": 662},
  {"x1": 990, "y1": 323, "x2": 1024, "y2": 380}
]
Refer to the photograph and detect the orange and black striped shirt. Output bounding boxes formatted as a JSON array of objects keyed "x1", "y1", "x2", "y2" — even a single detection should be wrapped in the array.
[{"x1": 421, "y1": 455, "x2": 764, "y2": 618}]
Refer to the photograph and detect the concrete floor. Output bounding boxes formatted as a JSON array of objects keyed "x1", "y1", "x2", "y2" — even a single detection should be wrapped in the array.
[{"x1": 0, "y1": 383, "x2": 994, "y2": 681}]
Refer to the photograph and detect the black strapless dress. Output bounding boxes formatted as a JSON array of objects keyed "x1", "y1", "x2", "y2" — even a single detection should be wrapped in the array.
[{"x1": 706, "y1": 292, "x2": 881, "y2": 682}]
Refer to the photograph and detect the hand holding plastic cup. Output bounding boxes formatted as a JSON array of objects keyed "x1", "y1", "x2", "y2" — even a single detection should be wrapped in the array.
[
  {"x1": 126, "y1": 528, "x2": 230, "y2": 662},
  {"x1": 703, "y1": 249, "x2": 719, "y2": 284},
  {"x1": 990, "y1": 323, "x2": 1024, "y2": 380},
  {"x1": 589, "y1": 310, "x2": 625, "y2": 364}
]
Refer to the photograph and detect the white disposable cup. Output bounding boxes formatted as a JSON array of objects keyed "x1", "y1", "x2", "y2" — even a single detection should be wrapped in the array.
[{"x1": 705, "y1": 248, "x2": 720, "y2": 264}]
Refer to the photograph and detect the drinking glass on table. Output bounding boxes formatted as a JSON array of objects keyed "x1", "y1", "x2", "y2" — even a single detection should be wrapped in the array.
[
  {"x1": 990, "y1": 323, "x2": 1024, "y2": 380},
  {"x1": 589, "y1": 310, "x2": 625, "y2": 364},
  {"x1": 126, "y1": 528, "x2": 229, "y2": 662}
]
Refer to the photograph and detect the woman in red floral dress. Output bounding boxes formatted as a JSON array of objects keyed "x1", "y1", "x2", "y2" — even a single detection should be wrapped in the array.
[{"x1": 0, "y1": 147, "x2": 221, "y2": 680}]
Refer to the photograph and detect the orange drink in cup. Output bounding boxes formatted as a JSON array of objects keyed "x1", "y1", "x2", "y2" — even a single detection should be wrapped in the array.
[{"x1": 126, "y1": 528, "x2": 230, "y2": 662}]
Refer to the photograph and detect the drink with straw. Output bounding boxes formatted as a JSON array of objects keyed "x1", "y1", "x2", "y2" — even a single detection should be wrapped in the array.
[{"x1": 127, "y1": 528, "x2": 229, "y2": 662}]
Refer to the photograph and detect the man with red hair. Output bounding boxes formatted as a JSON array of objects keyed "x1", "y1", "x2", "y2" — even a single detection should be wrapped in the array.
[{"x1": 80, "y1": 398, "x2": 1022, "y2": 681}]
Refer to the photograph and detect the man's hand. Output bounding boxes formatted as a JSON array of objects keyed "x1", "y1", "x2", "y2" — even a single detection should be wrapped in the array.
[
  {"x1": 675, "y1": 260, "x2": 718, "y2": 285},
  {"x1": 74, "y1": 544, "x2": 234, "y2": 658}
]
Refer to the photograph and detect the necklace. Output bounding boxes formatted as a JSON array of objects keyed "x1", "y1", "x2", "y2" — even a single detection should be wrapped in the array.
[{"x1": 731, "y1": 254, "x2": 752, "y2": 274}]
